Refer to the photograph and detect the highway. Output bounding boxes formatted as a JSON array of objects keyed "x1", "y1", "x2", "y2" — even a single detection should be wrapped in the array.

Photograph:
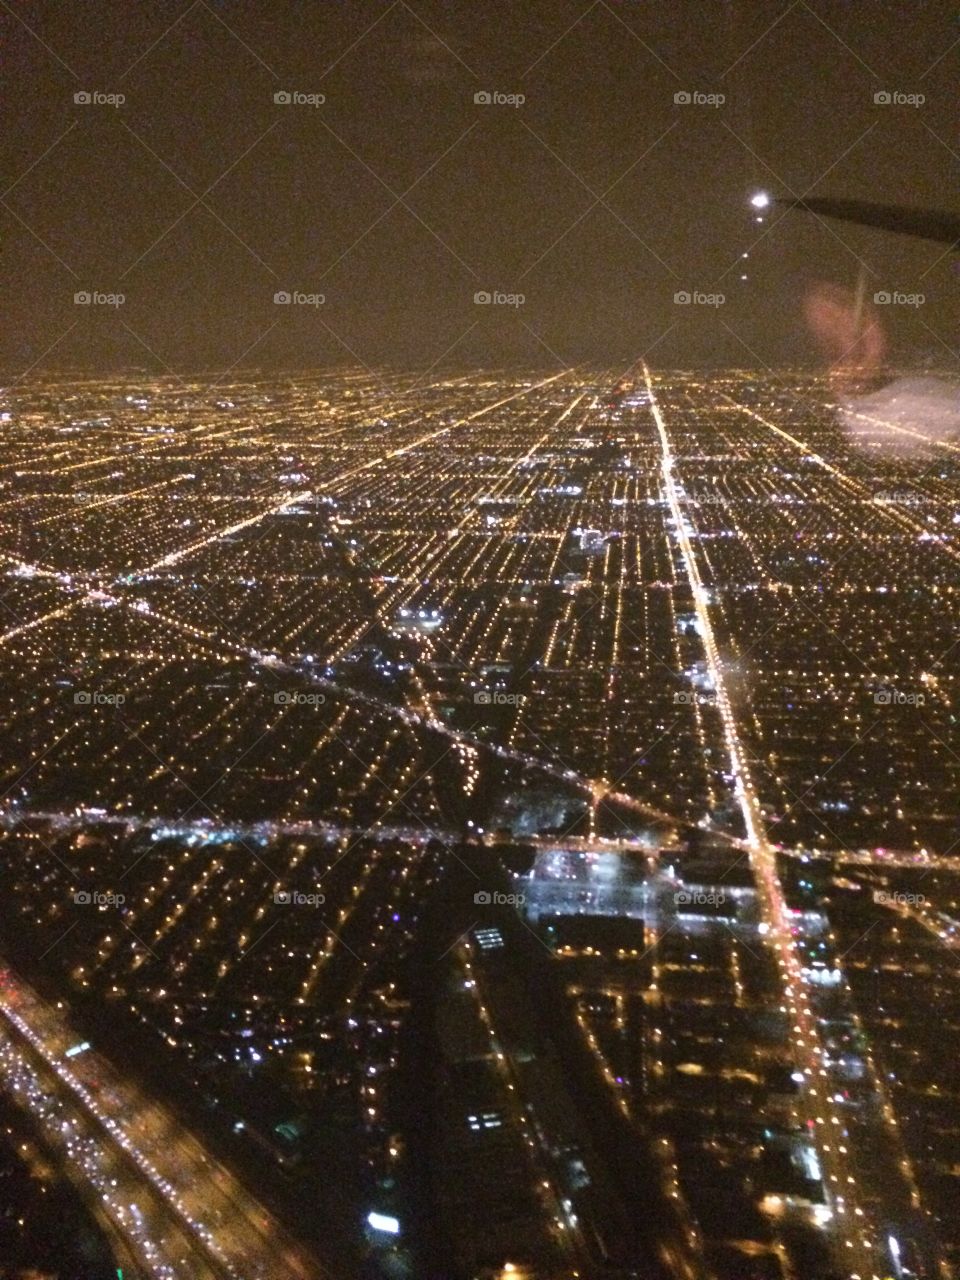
[
  {"x1": 0, "y1": 963, "x2": 328, "y2": 1280},
  {"x1": 643, "y1": 364, "x2": 885, "y2": 1280}
]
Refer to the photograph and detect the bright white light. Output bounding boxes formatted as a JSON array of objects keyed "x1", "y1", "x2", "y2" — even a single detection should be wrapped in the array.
[
  {"x1": 367, "y1": 1210, "x2": 400, "y2": 1235},
  {"x1": 750, "y1": 191, "x2": 771, "y2": 209}
]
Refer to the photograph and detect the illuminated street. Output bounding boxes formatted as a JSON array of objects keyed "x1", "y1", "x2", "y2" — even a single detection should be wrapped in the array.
[
  {"x1": 645, "y1": 364, "x2": 884, "y2": 1280},
  {"x1": 0, "y1": 966, "x2": 325, "y2": 1280}
]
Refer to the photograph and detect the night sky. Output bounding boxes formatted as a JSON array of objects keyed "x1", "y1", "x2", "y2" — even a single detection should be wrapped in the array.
[{"x1": 3, "y1": 0, "x2": 958, "y2": 373}]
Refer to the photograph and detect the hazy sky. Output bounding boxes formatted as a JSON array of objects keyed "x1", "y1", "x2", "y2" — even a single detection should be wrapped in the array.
[{"x1": 3, "y1": 0, "x2": 958, "y2": 373}]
